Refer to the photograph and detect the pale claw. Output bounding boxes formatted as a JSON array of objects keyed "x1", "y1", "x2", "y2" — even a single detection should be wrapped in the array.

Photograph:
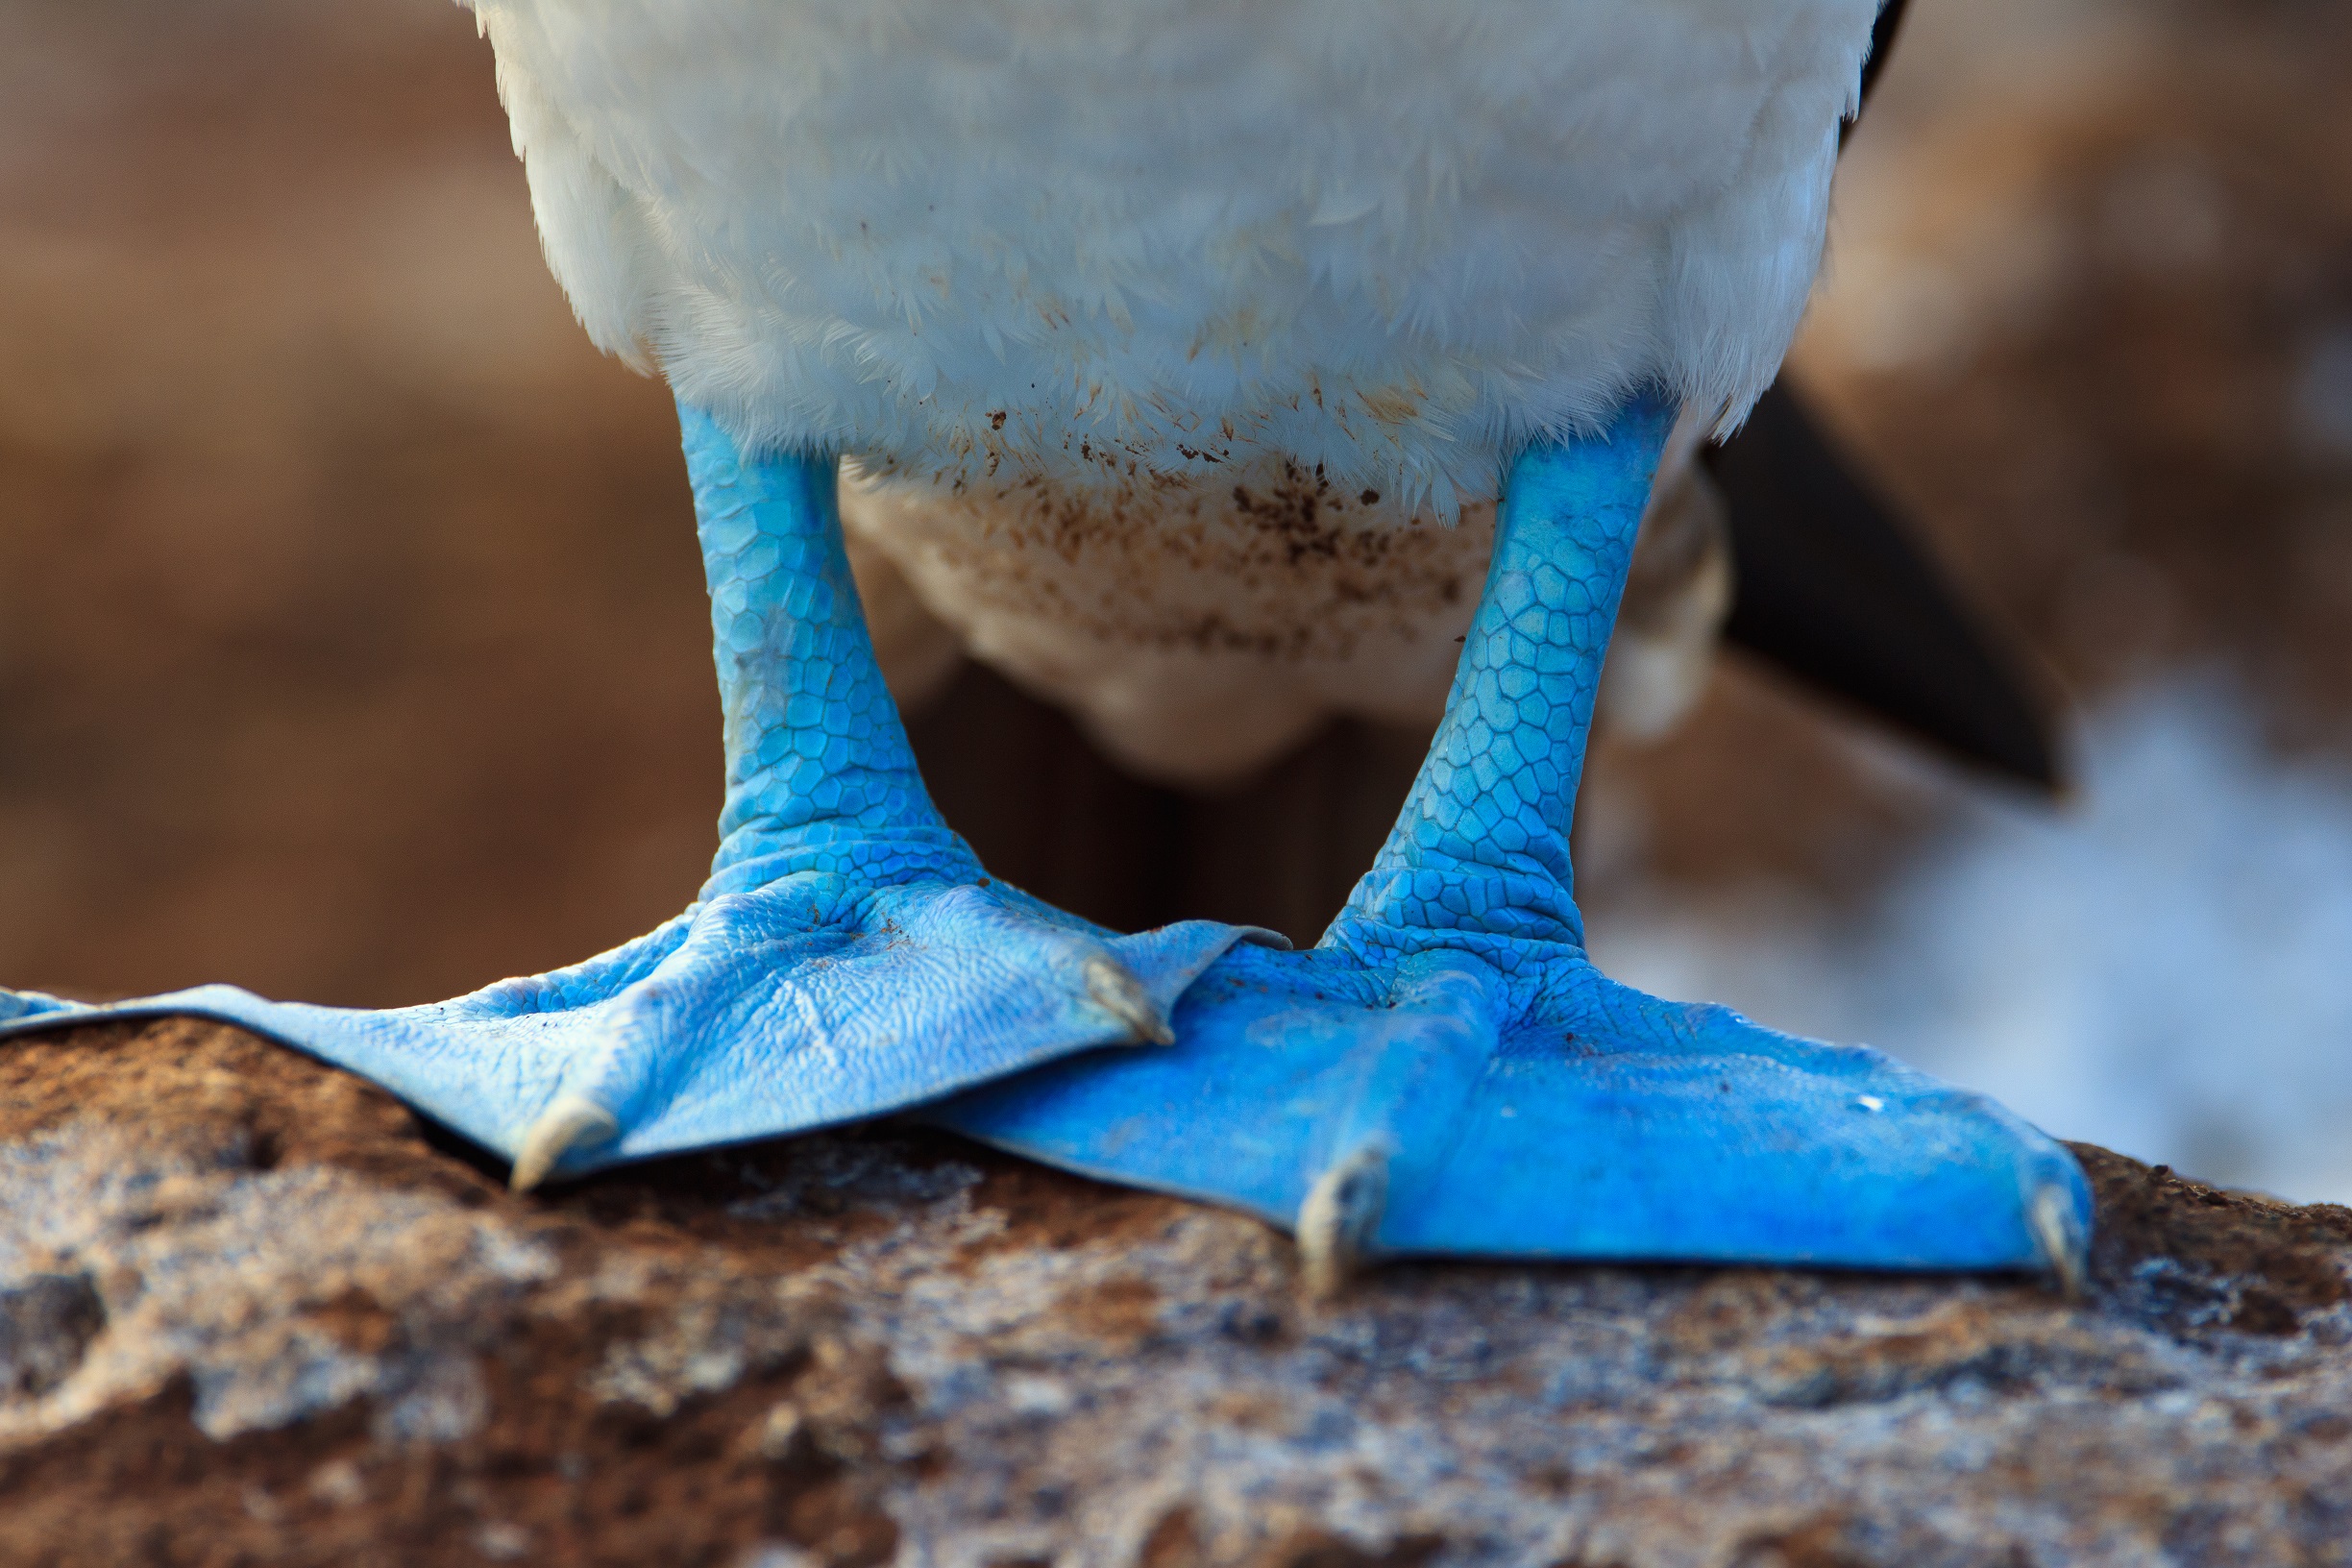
[
  {"x1": 1298, "y1": 1144, "x2": 1390, "y2": 1300},
  {"x1": 510, "y1": 1090, "x2": 621, "y2": 1192},
  {"x1": 2030, "y1": 1181, "x2": 2091, "y2": 1300},
  {"x1": 1085, "y1": 956, "x2": 1174, "y2": 1046}
]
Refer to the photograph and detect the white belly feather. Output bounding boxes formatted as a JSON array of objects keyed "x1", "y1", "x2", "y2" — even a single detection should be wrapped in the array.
[{"x1": 469, "y1": 0, "x2": 1876, "y2": 777}]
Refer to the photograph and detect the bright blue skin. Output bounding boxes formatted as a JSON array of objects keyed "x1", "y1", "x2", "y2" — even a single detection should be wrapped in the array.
[
  {"x1": 0, "y1": 392, "x2": 2090, "y2": 1274},
  {"x1": 938, "y1": 396, "x2": 2091, "y2": 1270},
  {"x1": 0, "y1": 404, "x2": 1257, "y2": 1177}
]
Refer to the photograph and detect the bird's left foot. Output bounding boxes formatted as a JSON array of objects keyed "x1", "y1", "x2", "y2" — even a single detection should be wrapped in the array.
[
  {"x1": 938, "y1": 394, "x2": 2091, "y2": 1288},
  {"x1": 940, "y1": 936, "x2": 2090, "y2": 1292}
]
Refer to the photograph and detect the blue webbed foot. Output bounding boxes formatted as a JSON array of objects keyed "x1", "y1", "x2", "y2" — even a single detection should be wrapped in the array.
[
  {"x1": 0, "y1": 876, "x2": 1241, "y2": 1188},
  {"x1": 940, "y1": 942, "x2": 2088, "y2": 1290},
  {"x1": 0, "y1": 989, "x2": 80, "y2": 1027},
  {"x1": 937, "y1": 396, "x2": 2093, "y2": 1287},
  {"x1": 0, "y1": 402, "x2": 1259, "y2": 1185}
]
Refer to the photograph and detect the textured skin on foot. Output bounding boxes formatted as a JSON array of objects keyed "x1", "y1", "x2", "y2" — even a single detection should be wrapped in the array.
[
  {"x1": 0, "y1": 405, "x2": 1255, "y2": 1181},
  {"x1": 939, "y1": 399, "x2": 2094, "y2": 1275},
  {"x1": 688, "y1": 408, "x2": 972, "y2": 894}
]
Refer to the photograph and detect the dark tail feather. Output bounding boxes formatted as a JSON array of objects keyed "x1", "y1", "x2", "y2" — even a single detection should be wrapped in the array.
[
  {"x1": 1850, "y1": 0, "x2": 1912, "y2": 138},
  {"x1": 1703, "y1": 382, "x2": 2065, "y2": 790}
]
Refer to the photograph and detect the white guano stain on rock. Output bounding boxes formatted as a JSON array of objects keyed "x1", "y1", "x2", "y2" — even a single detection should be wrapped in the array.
[
  {"x1": 0, "y1": 1116, "x2": 556, "y2": 1444},
  {"x1": 5, "y1": 1022, "x2": 2352, "y2": 1565}
]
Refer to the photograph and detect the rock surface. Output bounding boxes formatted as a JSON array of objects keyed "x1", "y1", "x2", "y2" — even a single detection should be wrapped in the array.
[{"x1": 3, "y1": 1021, "x2": 2352, "y2": 1566}]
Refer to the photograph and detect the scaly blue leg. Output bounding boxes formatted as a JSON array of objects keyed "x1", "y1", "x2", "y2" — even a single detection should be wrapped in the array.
[
  {"x1": 936, "y1": 394, "x2": 2093, "y2": 1289},
  {"x1": 0, "y1": 402, "x2": 1260, "y2": 1186}
]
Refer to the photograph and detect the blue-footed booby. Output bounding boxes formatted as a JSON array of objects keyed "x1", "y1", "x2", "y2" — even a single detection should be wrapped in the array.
[{"x1": 1, "y1": 0, "x2": 2089, "y2": 1289}]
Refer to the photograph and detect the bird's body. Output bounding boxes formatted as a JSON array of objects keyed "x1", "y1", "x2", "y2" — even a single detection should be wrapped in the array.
[
  {"x1": 484, "y1": 0, "x2": 1869, "y2": 495},
  {"x1": 478, "y1": 0, "x2": 1873, "y2": 773}
]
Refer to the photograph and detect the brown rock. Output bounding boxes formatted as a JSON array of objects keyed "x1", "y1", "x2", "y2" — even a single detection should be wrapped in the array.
[{"x1": 3, "y1": 1018, "x2": 2352, "y2": 1567}]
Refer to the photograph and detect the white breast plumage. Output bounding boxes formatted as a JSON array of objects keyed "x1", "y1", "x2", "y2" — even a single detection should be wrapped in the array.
[{"x1": 470, "y1": 0, "x2": 1877, "y2": 776}]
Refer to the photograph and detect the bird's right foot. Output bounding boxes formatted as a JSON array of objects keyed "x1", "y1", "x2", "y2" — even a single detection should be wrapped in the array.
[
  {"x1": 0, "y1": 399, "x2": 1262, "y2": 1185},
  {"x1": 1, "y1": 865, "x2": 1249, "y2": 1188}
]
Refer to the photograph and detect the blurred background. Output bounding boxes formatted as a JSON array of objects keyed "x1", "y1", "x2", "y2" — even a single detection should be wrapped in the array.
[{"x1": 3, "y1": 0, "x2": 2350, "y2": 1197}]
